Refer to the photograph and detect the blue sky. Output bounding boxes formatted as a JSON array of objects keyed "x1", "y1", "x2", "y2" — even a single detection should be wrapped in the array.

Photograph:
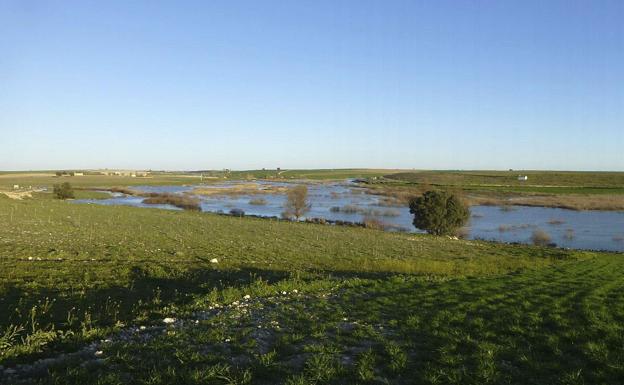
[{"x1": 1, "y1": 0, "x2": 622, "y2": 171}]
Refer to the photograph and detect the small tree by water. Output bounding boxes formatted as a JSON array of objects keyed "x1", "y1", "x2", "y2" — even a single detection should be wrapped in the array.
[
  {"x1": 282, "y1": 185, "x2": 311, "y2": 220},
  {"x1": 409, "y1": 190, "x2": 469, "y2": 235},
  {"x1": 53, "y1": 182, "x2": 75, "y2": 200},
  {"x1": 531, "y1": 229, "x2": 552, "y2": 246}
]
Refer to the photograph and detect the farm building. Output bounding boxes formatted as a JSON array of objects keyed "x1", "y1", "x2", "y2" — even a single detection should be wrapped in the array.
[{"x1": 517, "y1": 175, "x2": 528, "y2": 181}]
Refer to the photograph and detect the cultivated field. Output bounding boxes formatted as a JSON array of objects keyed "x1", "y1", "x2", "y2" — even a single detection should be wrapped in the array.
[{"x1": 0, "y1": 192, "x2": 622, "y2": 384}]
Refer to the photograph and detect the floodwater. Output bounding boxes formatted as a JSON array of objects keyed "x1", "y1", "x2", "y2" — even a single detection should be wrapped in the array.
[{"x1": 75, "y1": 181, "x2": 624, "y2": 252}]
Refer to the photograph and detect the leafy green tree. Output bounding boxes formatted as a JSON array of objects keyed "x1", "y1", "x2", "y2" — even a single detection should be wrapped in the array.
[
  {"x1": 53, "y1": 182, "x2": 75, "y2": 200},
  {"x1": 408, "y1": 190, "x2": 469, "y2": 235}
]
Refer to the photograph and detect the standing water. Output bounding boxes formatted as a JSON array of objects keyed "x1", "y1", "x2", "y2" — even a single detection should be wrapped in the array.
[{"x1": 75, "y1": 181, "x2": 624, "y2": 252}]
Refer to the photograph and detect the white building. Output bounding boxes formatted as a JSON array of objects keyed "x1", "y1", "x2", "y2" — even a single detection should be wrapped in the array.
[{"x1": 517, "y1": 175, "x2": 528, "y2": 181}]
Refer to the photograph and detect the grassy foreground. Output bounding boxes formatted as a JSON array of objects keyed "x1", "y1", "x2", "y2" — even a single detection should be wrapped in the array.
[{"x1": 0, "y1": 196, "x2": 622, "y2": 384}]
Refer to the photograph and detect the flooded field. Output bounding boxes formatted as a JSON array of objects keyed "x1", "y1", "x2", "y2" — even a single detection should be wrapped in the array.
[{"x1": 75, "y1": 181, "x2": 624, "y2": 252}]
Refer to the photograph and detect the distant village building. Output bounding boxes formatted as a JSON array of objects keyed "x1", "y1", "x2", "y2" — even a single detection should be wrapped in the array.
[
  {"x1": 517, "y1": 175, "x2": 528, "y2": 181},
  {"x1": 13, "y1": 184, "x2": 19, "y2": 190},
  {"x1": 102, "y1": 170, "x2": 149, "y2": 177},
  {"x1": 74, "y1": 172, "x2": 84, "y2": 176}
]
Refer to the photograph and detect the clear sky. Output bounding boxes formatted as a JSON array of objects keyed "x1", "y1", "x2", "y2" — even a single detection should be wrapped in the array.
[{"x1": 1, "y1": 0, "x2": 622, "y2": 171}]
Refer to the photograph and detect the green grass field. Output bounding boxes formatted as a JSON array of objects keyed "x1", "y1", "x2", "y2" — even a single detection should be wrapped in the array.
[
  {"x1": 4, "y1": 169, "x2": 624, "y2": 194},
  {"x1": 383, "y1": 171, "x2": 624, "y2": 194},
  {"x1": 361, "y1": 170, "x2": 624, "y2": 210},
  {"x1": 0, "y1": 169, "x2": 395, "y2": 192},
  {"x1": 0, "y1": 172, "x2": 202, "y2": 190},
  {"x1": 1, "y1": 195, "x2": 622, "y2": 384},
  {"x1": 211, "y1": 169, "x2": 400, "y2": 181}
]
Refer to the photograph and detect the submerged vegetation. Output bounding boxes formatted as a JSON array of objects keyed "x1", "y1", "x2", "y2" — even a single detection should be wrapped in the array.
[
  {"x1": 142, "y1": 193, "x2": 202, "y2": 211},
  {"x1": 94, "y1": 187, "x2": 203, "y2": 211},
  {"x1": 329, "y1": 205, "x2": 400, "y2": 217}
]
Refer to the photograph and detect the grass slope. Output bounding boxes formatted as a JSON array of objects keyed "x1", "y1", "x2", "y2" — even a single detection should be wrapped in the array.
[{"x1": 0, "y1": 197, "x2": 621, "y2": 384}]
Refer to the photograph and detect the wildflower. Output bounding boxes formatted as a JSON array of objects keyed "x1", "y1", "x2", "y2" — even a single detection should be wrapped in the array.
[
  {"x1": 163, "y1": 317, "x2": 176, "y2": 324},
  {"x1": 243, "y1": 294, "x2": 251, "y2": 300},
  {"x1": 94, "y1": 350, "x2": 103, "y2": 356},
  {"x1": 293, "y1": 289, "x2": 299, "y2": 294},
  {"x1": 210, "y1": 258, "x2": 218, "y2": 263},
  {"x1": 139, "y1": 326, "x2": 146, "y2": 331}
]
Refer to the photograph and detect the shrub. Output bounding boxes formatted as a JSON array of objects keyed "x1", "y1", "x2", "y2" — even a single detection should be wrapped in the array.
[
  {"x1": 229, "y1": 208, "x2": 245, "y2": 217},
  {"x1": 53, "y1": 182, "x2": 74, "y2": 199},
  {"x1": 107, "y1": 187, "x2": 137, "y2": 195},
  {"x1": 339, "y1": 205, "x2": 359, "y2": 214},
  {"x1": 408, "y1": 190, "x2": 469, "y2": 235},
  {"x1": 456, "y1": 227, "x2": 470, "y2": 239},
  {"x1": 142, "y1": 193, "x2": 201, "y2": 211},
  {"x1": 564, "y1": 229, "x2": 575, "y2": 240},
  {"x1": 531, "y1": 229, "x2": 552, "y2": 246},
  {"x1": 282, "y1": 185, "x2": 311, "y2": 220},
  {"x1": 499, "y1": 204, "x2": 516, "y2": 212},
  {"x1": 381, "y1": 209, "x2": 401, "y2": 217},
  {"x1": 362, "y1": 217, "x2": 386, "y2": 230}
]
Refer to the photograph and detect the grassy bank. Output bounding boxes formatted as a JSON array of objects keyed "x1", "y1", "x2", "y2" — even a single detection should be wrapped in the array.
[
  {"x1": 384, "y1": 170, "x2": 624, "y2": 188},
  {"x1": 364, "y1": 171, "x2": 624, "y2": 210},
  {"x1": 1, "y1": 196, "x2": 622, "y2": 383}
]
